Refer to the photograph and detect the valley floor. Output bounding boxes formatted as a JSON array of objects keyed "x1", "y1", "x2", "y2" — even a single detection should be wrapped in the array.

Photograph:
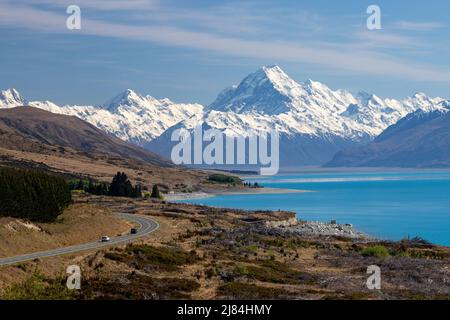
[{"x1": 0, "y1": 193, "x2": 449, "y2": 300}]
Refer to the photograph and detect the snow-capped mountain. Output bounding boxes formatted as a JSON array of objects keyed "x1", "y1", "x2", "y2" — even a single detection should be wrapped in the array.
[
  {"x1": 1, "y1": 65, "x2": 447, "y2": 167},
  {"x1": 148, "y1": 65, "x2": 447, "y2": 167},
  {"x1": 206, "y1": 66, "x2": 445, "y2": 139},
  {"x1": 0, "y1": 88, "x2": 28, "y2": 108},
  {"x1": 0, "y1": 88, "x2": 203, "y2": 145},
  {"x1": 327, "y1": 106, "x2": 450, "y2": 167}
]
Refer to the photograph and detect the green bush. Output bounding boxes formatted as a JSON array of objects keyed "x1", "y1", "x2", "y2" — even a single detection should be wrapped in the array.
[
  {"x1": 361, "y1": 245, "x2": 390, "y2": 259},
  {"x1": 1, "y1": 273, "x2": 75, "y2": 300},
  {"x1": 0, "y1": 167, "x2": 72, "y2": 222},
  {"x1": 234, "y1": 260, "x2": 316, "y2": 285},
  {"x1": 105, "y1": 244, "x2": 198, "y2": 272}
]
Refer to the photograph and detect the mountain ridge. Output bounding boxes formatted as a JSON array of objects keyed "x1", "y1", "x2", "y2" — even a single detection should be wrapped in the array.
[
  {"x1": 0, "y1": 106, "x2": 171, "y2": 167},
  {"x1": 326, "y1": 107, "x2": 450, "y2": 168},
  {"x1": 2, "y1": 65, "x2": 448, "y2": 166}
]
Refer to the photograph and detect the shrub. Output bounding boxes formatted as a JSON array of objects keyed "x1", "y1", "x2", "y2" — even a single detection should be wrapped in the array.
[
  {"x1": 234, "y1": 260, "x2": 316, "y2": 285},
  {"x1": 218, "y1": 282, "x2": 291, "y2": 299},
  {"x1": 0, "y1": 167, "x2": 71, "y2": 222},
  {"x1": 361, "y1": 245, "x2": 390, "y2": 259},
  {"x1": 81, "y1": 274, "x2": 199, "y2": 300},
  {"x1": 105, "y1": 245, "x2": 198, "y2": 272},
  {"x1": 1, "y1": 273, "x2": 75, "y2": 300}
]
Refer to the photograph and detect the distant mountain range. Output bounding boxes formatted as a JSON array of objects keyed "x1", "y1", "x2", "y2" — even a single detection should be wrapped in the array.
[
  {"x1": 147, "y1": 66, "x2": 447, "y2": 166},
  {"x1": 327, "y1": 107, "x2": 450, "y2": 168},
  {"x1": 1, "y1": 65, "x2": 448, "y2": 167},
  {"x1": 0, "y1": 88, "x2": 203, "y2": 146}
]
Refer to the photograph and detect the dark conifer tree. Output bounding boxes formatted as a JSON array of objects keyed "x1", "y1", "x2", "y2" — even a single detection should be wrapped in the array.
[
  {"x1": 0, "y1": 167, "x2": 71, "y2": 222},
  {"x1": 150, "y1": 184, "x2": 162, "y2": 199}
]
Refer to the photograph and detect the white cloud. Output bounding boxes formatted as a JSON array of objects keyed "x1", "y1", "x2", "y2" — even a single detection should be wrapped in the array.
[
  {"x1": 1, "y1": 2, "x2": 450, "y2": 83},
  {"x1": 354, "y1": 30, "x2": 422, "y2": 49},
  {"x1": 393, "y1": 20, "x2": 444, "y2": 31},
  {"x1": 10, "y1": 0, "x2": 156, "y2": 11}
]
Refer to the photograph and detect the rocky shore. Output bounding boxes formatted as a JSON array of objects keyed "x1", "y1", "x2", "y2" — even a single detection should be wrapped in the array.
[
  {"x1": 283, "y1": 221, "x2": 369, "y2": 239},
  {"x1": 262, "y1": 215, "x2": 369, "y2": 239}
]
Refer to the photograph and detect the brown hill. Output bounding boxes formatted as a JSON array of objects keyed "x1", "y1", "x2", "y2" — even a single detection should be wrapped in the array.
[
  {"x1": 0, "y1": 106, "x2": 207, "y2": 191},
  {"x1": 0, "y1": 106, "x2": 169, "y2": 167}
]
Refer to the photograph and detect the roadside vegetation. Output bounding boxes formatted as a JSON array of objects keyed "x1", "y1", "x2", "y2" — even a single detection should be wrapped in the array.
[
  {"x1": 69, "y1": 172, "x2": 164, "y2": 199},
  {"x1": 1, "y1": 272, "x2": 75, "y2": 300},
  {"x1": 105, "y1": 244, "x2": 198, "y2": 272},
  {"x1": 0, "y1": 167, "x2": 71, "y2": 222}
]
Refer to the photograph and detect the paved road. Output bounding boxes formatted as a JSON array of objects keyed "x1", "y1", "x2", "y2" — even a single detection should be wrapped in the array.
[{"x1": 0, "y1": 213, "x2": 159, "y2": 267}]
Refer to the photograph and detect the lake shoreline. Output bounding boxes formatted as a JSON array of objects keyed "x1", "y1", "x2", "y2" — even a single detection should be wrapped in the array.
[
  {"x1": 163, "y1": 187, "x2": 311, "y2": 202},
  {"x1": 164, "y1": 187, "x2": 372, "y2": 240}
]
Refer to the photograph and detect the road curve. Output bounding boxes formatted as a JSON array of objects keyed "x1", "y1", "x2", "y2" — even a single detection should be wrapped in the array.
[{"x1": 0, "y1": 213, "x2": 159, "y2": 267}]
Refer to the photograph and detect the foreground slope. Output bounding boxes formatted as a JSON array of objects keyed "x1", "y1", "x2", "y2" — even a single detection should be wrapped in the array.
[{"x1": 2, "y1": 194, "x2": 449, "y2": 300}]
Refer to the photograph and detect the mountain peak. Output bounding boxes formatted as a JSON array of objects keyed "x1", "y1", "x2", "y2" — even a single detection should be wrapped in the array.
[
  {"x1": 258, "y1": 65, "x2": 297, "y2": 88},
  {"x1": 208, "y1": 65, "x2": 299, "y2": 114},
  {"x1": 102, "y1": 89, "x2": 145, "y2": 111},
  {"x1": 261, "y1": 64, "x2": 285, "y2": 76},
  {"x1": 413, "y1": 92, "x2": 428, "y2": 99},
  {"x1": 0, "y1": 88, "x2": 28, "y2": 108},
  {"x1": 303, "y1": 79, "x2": 331, "y2": 92},
  {"x1": 356, "y1": 91, "x2": 383, "y2": 105}
]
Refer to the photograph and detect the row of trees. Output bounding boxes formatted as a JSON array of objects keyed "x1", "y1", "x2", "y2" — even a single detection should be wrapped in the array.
[
  {"x1": 68, "y1": 180, "x2": 109, "y2": 196},
  {"x1": 243, "y1": 182, "x2": 261, "y2": 188},
  {"x1": 0, "y1": 167, "x2": 72, "y2": 222},
  {"x1": 70, "y1": 172, "x2": 162, "y2": 199}
]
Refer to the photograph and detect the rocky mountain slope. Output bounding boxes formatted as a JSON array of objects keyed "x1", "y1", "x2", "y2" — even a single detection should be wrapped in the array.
[{"x1": 327, "y1": 105, "x2": 450, "y2": 167}]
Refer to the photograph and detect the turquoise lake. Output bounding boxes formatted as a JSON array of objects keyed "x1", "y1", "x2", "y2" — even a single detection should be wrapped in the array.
[{"x1": 182, "y1": 171, "x2": 450, "y2": 246}]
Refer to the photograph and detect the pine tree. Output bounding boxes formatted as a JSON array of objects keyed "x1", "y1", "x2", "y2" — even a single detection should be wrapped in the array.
[
  {"x1": 101, "y1": 183, "x2": 109, "y2": 195},
  {"x1": 133, "y1": 184, "x2": 142, "y2": 198},
  {"x1": 150, "y1": 184, "x2": 162, "y2": 199},
  {"x1": 108, "y1": 172, "x2": 135, "y2": 197}
]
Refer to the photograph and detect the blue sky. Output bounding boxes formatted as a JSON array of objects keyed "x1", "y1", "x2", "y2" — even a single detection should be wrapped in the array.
[{"x1": 1, "y1": 0, "x2": 450, "y2": 105}]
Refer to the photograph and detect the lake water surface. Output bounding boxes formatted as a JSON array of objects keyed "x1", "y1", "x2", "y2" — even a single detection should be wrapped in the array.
[{"x1": 182, "y1": 171, "x2": 450, "y2": 246}]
